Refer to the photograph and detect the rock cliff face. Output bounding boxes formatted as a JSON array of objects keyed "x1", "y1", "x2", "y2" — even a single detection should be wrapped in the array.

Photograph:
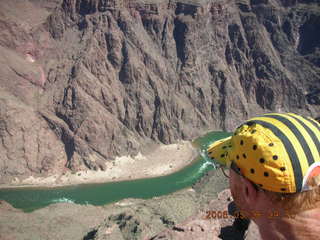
[{"x1": 0, "y1": 0, "x2": 320, "y2": 181}]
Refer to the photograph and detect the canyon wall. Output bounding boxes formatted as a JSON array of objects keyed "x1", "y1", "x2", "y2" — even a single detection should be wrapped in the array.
[{"x1": 0, "y1": 0, "x2": 320, "y2": 181}]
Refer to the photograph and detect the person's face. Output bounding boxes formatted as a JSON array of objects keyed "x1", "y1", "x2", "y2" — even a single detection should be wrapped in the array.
[
  {"x1": 229, "y1": 168, "x2": 247, "y2": 211},
  {"x1": 229, "y1": 163, "x2": 279, "y2": 222}
]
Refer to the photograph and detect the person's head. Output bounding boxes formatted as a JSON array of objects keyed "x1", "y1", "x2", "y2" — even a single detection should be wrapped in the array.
[{"x1": 207, "y1": 113, "x2": 320, "y2": 217}]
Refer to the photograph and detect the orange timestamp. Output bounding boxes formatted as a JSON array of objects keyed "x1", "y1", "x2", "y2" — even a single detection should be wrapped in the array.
[{"x1": 204, "y1": 210, "x2": 296, "y2": 220}]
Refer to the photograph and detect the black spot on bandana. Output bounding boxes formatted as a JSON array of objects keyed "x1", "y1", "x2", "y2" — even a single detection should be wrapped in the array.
[
  {"x1": 264, "y1": 172, "x2": 269, "y2": 177},
  {"x1": 259, "y1": 158, "x2": 265, "y2": 163},
  {"x1": 247, "y1": 121, "x2": 254, "y2": 126},
  {"x1": 273, "y1": 155, "x2": 278, "y2": 160},
  {"x1": 250, "y1": 169, "x2": 255, "y2": 174},
  {"x1": 253, "y1": 145, "x2": 257, "y2": 150}
]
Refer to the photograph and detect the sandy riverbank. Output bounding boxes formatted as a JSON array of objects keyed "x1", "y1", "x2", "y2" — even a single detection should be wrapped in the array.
[{"x1": 0, "y1": 141, "x2": 199, "y2": 189}]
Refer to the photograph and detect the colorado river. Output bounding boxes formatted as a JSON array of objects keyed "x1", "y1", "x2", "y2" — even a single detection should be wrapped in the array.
[{"x1": 0, "y1": 132, "x2": 231, "y2": 212}]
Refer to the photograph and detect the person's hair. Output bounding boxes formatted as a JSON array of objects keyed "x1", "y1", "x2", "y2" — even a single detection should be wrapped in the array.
[{"x1": 264, "y1": 176, "x2": 320, "y2": 215}]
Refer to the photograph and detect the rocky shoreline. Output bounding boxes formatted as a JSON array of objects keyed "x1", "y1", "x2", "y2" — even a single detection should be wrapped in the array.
[
  {"x1": 0, "y1": 169, "x2": 261, "y2": 240},
  {"x1": 0, "y1": 141, "x2": 197, "y2": 189}
]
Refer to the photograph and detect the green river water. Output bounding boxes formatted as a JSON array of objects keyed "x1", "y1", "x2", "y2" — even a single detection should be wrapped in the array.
[{"x1": 0, "y1": 131, "x2": 231, "y2": 212}]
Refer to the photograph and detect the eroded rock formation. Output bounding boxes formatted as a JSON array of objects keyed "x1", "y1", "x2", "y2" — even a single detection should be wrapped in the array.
[{"x1": 0, "y1": 0, "x2": 320, "y2": 182}]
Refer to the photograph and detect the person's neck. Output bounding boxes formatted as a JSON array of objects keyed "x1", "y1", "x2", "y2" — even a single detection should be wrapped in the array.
[{"x1": 254, "y1": 208, "x2": 320, "y2": 240}]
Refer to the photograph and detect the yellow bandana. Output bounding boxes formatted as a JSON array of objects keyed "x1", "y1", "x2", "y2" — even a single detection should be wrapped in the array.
[{"x1": 207, "y1": 113, "x2": 320, "y2": 193}]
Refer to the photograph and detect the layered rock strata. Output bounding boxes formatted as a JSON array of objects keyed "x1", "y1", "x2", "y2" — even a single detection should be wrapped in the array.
[{"x1": 0, "y1": 0, "x2": 320, "y2": 181}]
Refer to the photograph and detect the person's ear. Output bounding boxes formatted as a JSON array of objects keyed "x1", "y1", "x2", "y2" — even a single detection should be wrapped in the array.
[{"x1": 241, "y1": 177, "x2": 258, "y2": 204}]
